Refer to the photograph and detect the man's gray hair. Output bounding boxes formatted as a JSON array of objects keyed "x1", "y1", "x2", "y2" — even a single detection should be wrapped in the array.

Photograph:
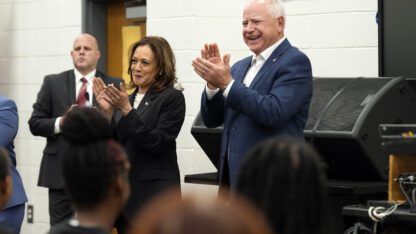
[
  {"x1": 248, "y1": 0, "x2": 286, "y2": 19},
  {"x1": 268, "y1": 0, "x2": 286, "y2": 19}
]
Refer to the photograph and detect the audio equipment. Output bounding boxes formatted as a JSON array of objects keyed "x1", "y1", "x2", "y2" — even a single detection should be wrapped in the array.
[{"x1": 305, "y1": 77, "x2": 416, "y2": 180}]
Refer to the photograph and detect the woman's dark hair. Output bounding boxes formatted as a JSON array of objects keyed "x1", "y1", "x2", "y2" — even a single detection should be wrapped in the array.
[
  {"x1": 127, "y1": 36, "x2": 176, "y2": 92},
  {"x1": 235, "y1": 137, "x2": 332, "y2": 234},
  {"x1": 0, "y1": 148, "x2": 9, "y2": 181},
  {"x1": 61, "y1": 107, "x2": 129, "y2": 211}
]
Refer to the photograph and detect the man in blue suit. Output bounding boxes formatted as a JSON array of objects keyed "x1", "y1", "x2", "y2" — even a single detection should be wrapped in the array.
[
  {"x1": 0, "y1": 96, "x2": 28, "y2": 233},
  {"x1": 192, "y1": 0, "x2": 312, "y2": 187}
]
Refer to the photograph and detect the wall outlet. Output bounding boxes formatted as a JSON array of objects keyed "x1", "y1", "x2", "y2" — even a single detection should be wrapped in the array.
[{"x1": 27, "y1": 204, "x2": 34, "y2": 223}]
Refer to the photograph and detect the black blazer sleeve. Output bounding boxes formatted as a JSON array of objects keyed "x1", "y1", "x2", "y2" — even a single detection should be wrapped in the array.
[
  {"x1": 116, "y1": 88, "x2": 185, "y2": 154},
  {"x1": 28, "y1": 75, "x2": 62, "y2": 138}
]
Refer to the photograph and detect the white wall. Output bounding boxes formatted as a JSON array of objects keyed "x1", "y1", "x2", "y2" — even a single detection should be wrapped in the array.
[
  {"x1": 0, "y1": 0, "x2": 82, "y2": 233},
  {"x1": 0, "y1": 0, "x2": 378, "y2": 233}
]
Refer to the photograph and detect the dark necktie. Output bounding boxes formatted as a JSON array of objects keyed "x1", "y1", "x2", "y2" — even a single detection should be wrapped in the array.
[{"x1": 76, "y1": 77, "x2": 88, "y2": 107}]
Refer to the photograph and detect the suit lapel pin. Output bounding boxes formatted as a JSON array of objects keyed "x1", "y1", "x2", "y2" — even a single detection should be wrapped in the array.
[
  {"x1": 145, "y1": 102, "x2": 149, "y2": 106},
  {"x1": 272, "y1": 58, "x2": 277, "y2": 62}
]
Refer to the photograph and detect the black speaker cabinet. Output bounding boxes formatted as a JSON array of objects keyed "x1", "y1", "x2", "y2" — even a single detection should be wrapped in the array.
[
  {"x1": 190, "y1": 77, "x2": 416, "y2": 181},
  {"x1": 305, "y1": 77, "x2": 416, "y2": 181},
  {"x1": 191, "y1": 116, "x2": 222, "y2": 170}
]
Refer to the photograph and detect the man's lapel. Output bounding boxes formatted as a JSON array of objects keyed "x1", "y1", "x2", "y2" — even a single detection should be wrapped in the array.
[
  {"x1": 234, "y1": 57, "x2": 252, "y2": 84},
  {"x1": 249, "y1": 39, "x2": 292, "y2": 88},
  {"x1": 67, "y1": 70, "x2": 76, "y2": 104}
]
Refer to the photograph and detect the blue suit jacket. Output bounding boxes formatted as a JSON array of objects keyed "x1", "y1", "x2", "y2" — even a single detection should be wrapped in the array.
[
  {"x1": 201, "y1": 39, "x2": 313, "y2": 186},
  {"x1": 0, "y1": 96, "x2": 28, "y2": 209}
]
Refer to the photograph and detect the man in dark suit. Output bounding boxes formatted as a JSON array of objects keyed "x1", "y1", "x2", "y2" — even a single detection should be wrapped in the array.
[
  {"x1": 28, "y1": 33, "x2": 121, "y2": 225},
  {"x1": 192, "y1": 0, "x2": 313, "y2": 187},
  {"x1": 0, "y1": 96, "x2": 27, "y2": 233}
]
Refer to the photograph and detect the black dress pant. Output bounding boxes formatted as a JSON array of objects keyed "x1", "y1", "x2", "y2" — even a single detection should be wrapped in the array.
[{"x1": 48, "y1": 189, "x2": 74, "y2": 226}]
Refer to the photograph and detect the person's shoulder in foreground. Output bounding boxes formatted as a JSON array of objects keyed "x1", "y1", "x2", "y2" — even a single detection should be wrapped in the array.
[{"x1": 48, "y1": 219, "x2": 110, "y2": 234}]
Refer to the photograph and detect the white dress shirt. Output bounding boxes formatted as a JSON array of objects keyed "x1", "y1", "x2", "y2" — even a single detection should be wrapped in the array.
[
  {"x1": 54, "y1": 69, "x2": 97, "y2": 134},
  {"x1": 74, "y1": 69, "x2": 96, "y2": 107}
]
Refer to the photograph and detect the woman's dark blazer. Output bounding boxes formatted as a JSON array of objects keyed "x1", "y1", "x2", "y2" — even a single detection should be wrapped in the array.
[{"x1": 115, "y1": 86, "x2": 185, "y2": 220}]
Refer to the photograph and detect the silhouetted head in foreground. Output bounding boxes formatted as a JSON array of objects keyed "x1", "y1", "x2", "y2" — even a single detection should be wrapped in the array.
[
  {"x1": 236, "y1": 137, "x2": 332, "y2": 234},
  {"x1": 59, "y1": 107, "x2": 130, "y2": 231},
  {"x1": 129, "y1": 189, "x2": 272, "y2": 234}
]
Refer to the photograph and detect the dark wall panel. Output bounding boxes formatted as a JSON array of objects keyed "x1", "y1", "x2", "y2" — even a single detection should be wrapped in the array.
[{"x1": 379, "y1": 0, "x2": 416, "y2": 78}]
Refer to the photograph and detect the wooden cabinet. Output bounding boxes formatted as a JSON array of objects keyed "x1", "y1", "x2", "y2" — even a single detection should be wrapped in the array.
[{"x1": 388, "y1": 154, "x2": 416, "y2": 201}]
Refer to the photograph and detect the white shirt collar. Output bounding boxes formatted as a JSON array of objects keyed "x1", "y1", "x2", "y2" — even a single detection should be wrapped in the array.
[
  {"x1": 251, "y1": 36, "x2": 286, "y2": 64},
  {"x1": 74, "y1": 69, "x2": 96, "y2": 84}
]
